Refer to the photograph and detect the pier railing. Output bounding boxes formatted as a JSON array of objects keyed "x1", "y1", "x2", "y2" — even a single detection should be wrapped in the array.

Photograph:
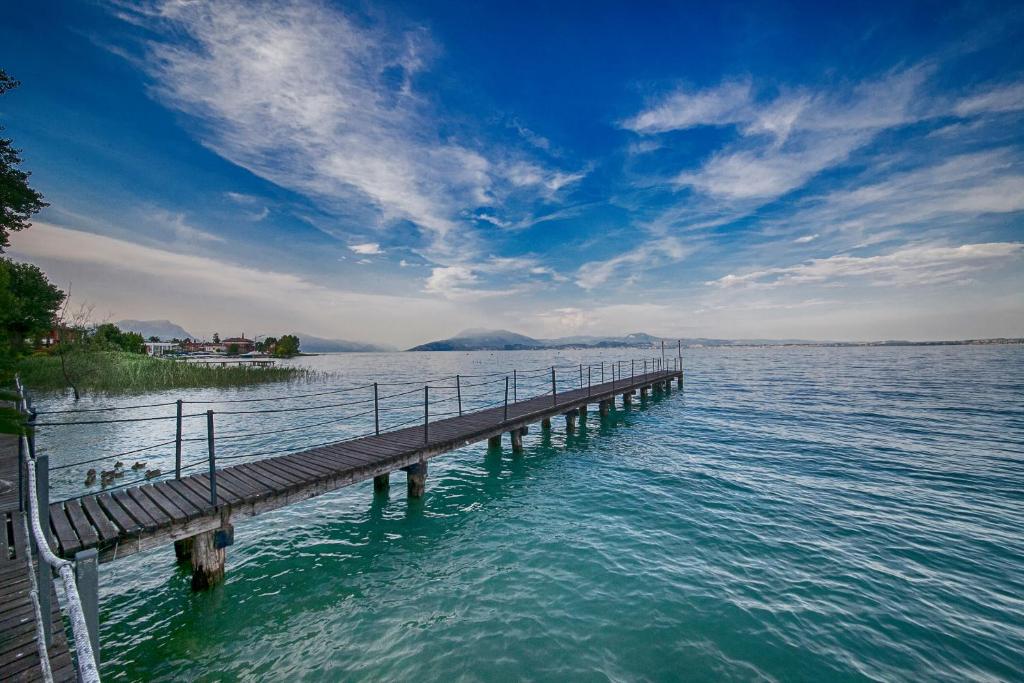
[
  {"x1": 15, "y1": 377, "x2": 101, "y2": 683},
  {"x1": 25, "y1": 347, "x2": 684, "y2": 509}
]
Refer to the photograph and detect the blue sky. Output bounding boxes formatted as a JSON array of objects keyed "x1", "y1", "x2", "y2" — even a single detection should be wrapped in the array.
[{"x1": 2, "y1": 0, "x2": 1023, "y2": 346}]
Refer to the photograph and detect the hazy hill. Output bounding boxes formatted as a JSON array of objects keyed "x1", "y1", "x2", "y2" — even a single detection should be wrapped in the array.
[
  {"x1": 408, "y1": 329, "x2": 546, "y2": 351},
  {"x1": 292, "y1": 333, "x2": 394, "y2": 353},
  {"x1": 117, "y1": 319, "x2": 194, "y2": 340}
]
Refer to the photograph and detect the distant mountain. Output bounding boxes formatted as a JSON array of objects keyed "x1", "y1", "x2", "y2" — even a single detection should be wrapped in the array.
[
  {"x1": 292, "y1": 333, "x2": 394, "y2": 353},
  {"x1": 408, "y1": 329, "x2": 677, "y2": 351},
  {"x1": 117, "y1": 319, "x2": 194, "y2": 340},
  {"x1": 408, "y1": 329, "x2": 546, "y2": 351}
]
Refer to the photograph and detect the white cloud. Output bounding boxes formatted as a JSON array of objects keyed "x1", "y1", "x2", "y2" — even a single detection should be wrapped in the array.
[
  {"x1": 423, "y1": 265, "x2": 506, "y2": 301},
  {"x1": 151, "y1": 209, "x2": 224, "y2": 243},
  {"x1": 794, "y1": 233, "x2": 819, "y2": 243},
  {"x1": 349, "y1": 242, "x2": 382, "y2": 255},
  {"x1": 627, "y1": 68, "x2": 930, "y2": 202},
  {"x1": 576, "y1": 237, "x2": 693, "y2": 290},
  {"x1": 11, "y1": 223, "x2": 468, "y2": 347},
  {"x1": 622, "y1": 80, "x2": 753, "y2": 134},
  {"x1": 953, "y1": 82, "x2": 1024, "y2": 117},
  {"x1": 709, "y1": 242, "x2": 1024, "y2": 289}
]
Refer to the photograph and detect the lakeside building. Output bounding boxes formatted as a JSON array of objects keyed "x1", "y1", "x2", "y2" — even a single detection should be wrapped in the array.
[
  {"x1": 144, "y1": 341, "x2": 181, "y2": 357},
  {"x1": 181, "y1": 335, "x2": 256, "y2": 354}
]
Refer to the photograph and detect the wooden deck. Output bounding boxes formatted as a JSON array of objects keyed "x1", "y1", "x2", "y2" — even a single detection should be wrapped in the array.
[
  {"x1": 0, "y1": 434, "x2": 74, "y2": 682},
  {"x1": 47, "y1": 369, "x2": 682, "y2": 563}
]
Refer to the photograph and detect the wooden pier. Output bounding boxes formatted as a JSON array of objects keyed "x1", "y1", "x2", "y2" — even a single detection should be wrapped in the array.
[
  {"x1": 0, "y1": 434, "x2": 74, "y2": 682},
  {"x1": 42, "y1": 367, "x2": 683, "y2": 588}
]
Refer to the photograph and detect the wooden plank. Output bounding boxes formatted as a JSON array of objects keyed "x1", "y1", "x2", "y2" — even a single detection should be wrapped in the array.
[
  {"x1": 178, "y1": 476, "x2": 220, "y2": 507},
  {"x1": 222, "y1": 467, "x2": 277, "y2": 497},
  {"x1": 234, "y1": 462, "x2": 292, "y2": 491},
  {"x1": 96, "y1": 493, "x2": 141, "y2": 535},
  {"x1": 247, "y1": 460, "x2": 305, "y2": 488},
  {"x1": 63, "y1": 499, "x2": 100, "y2": 549},
  {"x1": 201, "y1": 473, "x2": 246, "y2": 504},
  {"x1": 215, "y1": 469, "x2": 266, "y2": 499},
  {"x1": 256, "y1": 459, "x2": 318, "y2": 487},
  {"x1": 48, "y1": 504, "x2": 81, "y2": 557},
  {"x1": 80, "y1": 495, "x2": 119, "y2": 543},
  {"x1": 165, "y1": 478, "x2": 213, "y2": 513},
  {"x1": 125, "y1": 487, "x2": 171, "y2": 528},
  {"x1": 112, "y1": 489, "x2": 160, "y2": 531},
  {"x1": 153, "y1": 481, "x2": 203, "y2": 519},
  {"x1": 138, "y1": 484, "x2": 188, "y2": 522}
]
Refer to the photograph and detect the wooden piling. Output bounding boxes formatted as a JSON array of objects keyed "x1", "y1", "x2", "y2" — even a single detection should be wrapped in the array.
[
  {"x1": 405, "y1": 461, "x2": 427, "y2": 498},
  {"x1": 565, "y1": 410, "x2": 577, "y2": 433},
  {"x1": 190, "y1": 527, "x2": 227, "y2": 590},
  {"x1": 488, "y1": 435, "x2": 501, "y2": 448},
  {"x1": 541, "y1": 417, "x2": 551, "y2": 430},
  {"x1": 174, "y1": 537, "x2": 193, "y2": 562},
  {"x1": 373, "y1": 473, "x2": 390, "y2": 492},
  {"x1": 599, "y1": 400, "x2": 610, "y2": 417},
  {"x1": 623, "y1": 391, "x2": 633, "y2": 407},
  {"x1": 510, "y1": 428, "x2": 524, "y2": 453}
]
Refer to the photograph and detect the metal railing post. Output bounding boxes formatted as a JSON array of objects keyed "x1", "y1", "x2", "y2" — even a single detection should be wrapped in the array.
[
  {"x1": 601, "y1": 361, "x2": 605, "y2": 385},
  {"x1": 644, "y1": 359, "x2": 647, "y2": 378},
  {"x1": 374, "y1": 382, "x2": 380, "y2": 435},
  {"x1": 34, "y1": 452, "x2": 52, "y2": 647},
  {"x1": 74, "y1": 549, "x2": 100, "y2": 663},
  {"x1": 587, "y1": 365, "x2": 592, "y2": 396},
  {"x1": 423, "y1": 385, "x2": 429, "y2": 444},
  {"x1": 579, "y1": 364, "x2": 583, "y2": 389},
  {"x1": 206, "y1": 410, "x2": 217, "y2": 506},
  {"x1": 631, "y1": 359, "x2": 634, "y2": 380},
  {"x1": 513, "y1": 369, "x2": 517, "y2": 403},
  {"x1": 174, "y1": 399, "x2": 183, "y2": 479},
  {"x1": 504, "y1": 376, "x2": 509, "y2": 421},
  {"x1": 662, "y1": 340, "x2": 666, "y2": 370},
  {"x1": 551, "y1": 367, "x2": 557, "y2": 406},
  {"x1": 456, "y1": 375, "x2": 462, "y2": 416}
]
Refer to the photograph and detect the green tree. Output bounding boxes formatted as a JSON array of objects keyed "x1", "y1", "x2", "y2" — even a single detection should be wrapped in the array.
[
  {"x1": 274, "y1": 334, "x2": 300, "y2": 357},
  {"x1": 212, "y1": 332, "x2": 220, "y2": 344},
  {"x1": 227, "y1": 343, "x2": 240, "y2": 356},
  {"x1": 0, "y1": 70, "x2": 47, "y2": 251},
  {"x1": 0, "y1": 258, "x2": 64, "y2": 352},
  {"x1": 91, "y1": 323, "x2": 144, "y2": 353}
]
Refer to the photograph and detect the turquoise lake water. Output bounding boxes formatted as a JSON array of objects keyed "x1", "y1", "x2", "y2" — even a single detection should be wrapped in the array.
[{"x1": 33, "y1": 346, "x2": 1024, "y2": 681}]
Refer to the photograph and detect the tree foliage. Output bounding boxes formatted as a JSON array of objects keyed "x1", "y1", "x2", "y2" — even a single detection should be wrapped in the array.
[
  {"x1": 0, "y1": 70, "x2": 47, "y2": 251},
  {"x1": 274, "y1": 334, "x2": 301, "y2": 357},
  {"x1": 0, "y1": 257, "x2": 64, "y2": 352},
  {"x1": 90, "y1": 323, "x2": 145, "y2": 354}
]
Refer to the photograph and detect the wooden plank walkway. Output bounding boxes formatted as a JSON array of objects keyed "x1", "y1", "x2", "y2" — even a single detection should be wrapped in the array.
[
  {"x1": 0, "y1": 434, "x2": 75, "y2": 682},
  {"x1": 47, "y1": 369, "x2": 682, "y2": 563}
]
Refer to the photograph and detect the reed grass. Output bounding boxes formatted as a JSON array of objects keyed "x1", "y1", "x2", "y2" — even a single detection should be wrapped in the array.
[{"x1": 18, "y1": 351, "x2": 311, "y2": 393}]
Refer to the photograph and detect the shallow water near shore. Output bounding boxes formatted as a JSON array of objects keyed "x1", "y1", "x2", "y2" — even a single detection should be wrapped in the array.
[{"x1": 33, "y1": 346, "x2": 1024, "y2": 681}]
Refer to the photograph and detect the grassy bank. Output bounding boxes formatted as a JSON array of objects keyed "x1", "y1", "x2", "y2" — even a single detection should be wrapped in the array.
[{"x1": 18, "y1": 351, "x2": 311, "y2": 393}]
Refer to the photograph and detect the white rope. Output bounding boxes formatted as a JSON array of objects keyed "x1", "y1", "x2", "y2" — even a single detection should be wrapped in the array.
[
  {"x1": 23, "y1": 434, "x2": 101, "y2": 683},
  {"x1": 19, "y1": 509, "x2": 54, "y2": 683}
]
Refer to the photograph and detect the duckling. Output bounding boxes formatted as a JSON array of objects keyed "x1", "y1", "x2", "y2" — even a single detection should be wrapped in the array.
[
  {"x1": 114, "y1": 461, "x2": 124, "y2": 470},
  {"x1": 113, "y1": 468, "x2": 125, "y2": 479},
  {"x1": 100, "y1": 470, "x2": 116, "y2": 487},
  {"x1": 84, "y1": 469, "x2": 97, "y2": 486},
  {"x1": 131, "y1": 461, "x2": 146, "y2": 471},
  {"x1": 144, "y1": 468, "x2": 162, "y2": 480}
]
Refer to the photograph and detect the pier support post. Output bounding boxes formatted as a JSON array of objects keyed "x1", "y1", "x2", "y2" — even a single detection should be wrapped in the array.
[
  {"x1": 622, "y1": 392, "x2": 632, "y2": 407},
  {"x1": 373, "y1": 473, "x2": 390, "y2": 492},
  {"x1": 579, "y1": 403, "x2": 588, "y2": 419},
  {"x1": 541, "y1": 417, "x2": 551, "y2": 431},
  {"x1": 677, "y1": 373, "x2": 684, "y2": 389},
  {"x1": 510, "y1": 428, "x2": 524, "y2": 453},
  {"x1": 174, "y1": 538, "x2": 193, "y2": 562},
  {"x1": 405, "y1": 461, "x2": 427, "y2": 498},
  {"x1": 190, "y1": 522, "x2": 233, "y2": 591},
  {"x1": 599, "y1": 400, "x2": 610, "y2": 417},
  {"x1": 565, "y1": 410, "x2": 577, "y2": 434},
  {"x1": 488, "y1": 435, "x2": 501, "y2": 448},
  {"x1": 640, "y1": 386, "x2": 649, "y2": 400}
]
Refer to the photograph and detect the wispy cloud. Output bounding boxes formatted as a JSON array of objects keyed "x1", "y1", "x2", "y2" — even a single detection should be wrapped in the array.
[
  {"x1": 115, "y1": 0, "x2": 578, "y2": 265},
  {"x1": 349, "y1": 242, "x2": 382, "y2": 255},
  {"x1": 576, "y1": 237, "x2": 694, "y2": 290},
  {"x1": 709, "y1": 242, "x2": 1023, "y2": 289}
]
